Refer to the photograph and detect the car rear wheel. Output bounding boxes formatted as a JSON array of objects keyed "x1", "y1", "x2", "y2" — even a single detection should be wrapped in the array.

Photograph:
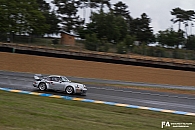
[
  {"x1": 65, "y1": 86, "x2": 74, "y2": 94},
  {"x1": 38, "y1": 83, "x2": 47, "y2": 91}
]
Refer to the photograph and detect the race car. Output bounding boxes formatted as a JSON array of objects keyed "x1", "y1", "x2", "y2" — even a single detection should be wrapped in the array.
[{"x1": 33, "y1": 74, "x2": 87, "y2": 95}]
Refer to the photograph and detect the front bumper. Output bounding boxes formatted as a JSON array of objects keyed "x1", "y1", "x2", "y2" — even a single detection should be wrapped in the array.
[{"x1": 76, "y1": 88, "x2": 87, "y2": 94}]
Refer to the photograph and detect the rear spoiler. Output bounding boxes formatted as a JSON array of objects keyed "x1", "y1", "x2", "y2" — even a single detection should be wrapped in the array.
[{"x1": 34, "y1": 74, "x2": 43, "y2": 81}]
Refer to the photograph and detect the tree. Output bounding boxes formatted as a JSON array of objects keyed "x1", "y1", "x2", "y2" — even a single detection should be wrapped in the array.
[
  {"x1": 94, "y1": 0, "x2": 111, "y2": 10},
  {"x1": 37, "y1": 0, "x2": 50, "y2": 12},
  {"x1": 130, "y1": 13, "x2": 154, "y2": 44},
  {"x1": 113, "y1": 1, "x2": 132, "y2": 33},
  {"x1": 37, "y1": 0, "x2": 60, "y2": 35},
  {"x1": 84, "y1": 33, "x2": 99, "y2": 51},
  {"x1": 79, "y1": 0, "x2": 104, "y2": 10},
  {"x1": 171, "y1": 7, "x2": 195, "y2": 36},
  {"x1": 171, "y1": 7, "x2": 185, "y2": 31},
  {"x1": 113, "y1": 1, "x2": 131, "y2": 19},
  {"x1": 157, "y1": 28, "x2": 185, "y2": 48},
  {"x1": 0, "y1": 0, "x2": 49, "y2": 35},
  {"x1": 185, "y1": 35, "x2": 195, "y2": 50},
  {"x1": 86, "y1": 10, "x2": 127, "y2": 43},
  {"x1": 123, "y1": 35, "x2": 136, "y2": 47},
  {"x1": 183, "y1": 9, "x2": 195, "y2": 36},
  {"x1": 116, "y1": 42, "x2": 127, "y2": 54},
  {"x1": 45, "y1": 10, "x2": 60, "y2": 35},
  {"x1": 25, "y1": 1, "x2": 49, "y2": 35},
  {"x1": 79, "y1": 0, "x2": 99, "y2": 23},
  {"x1": 0, "y1": 0, "x2": 11, "y2": 32},
  {"x1": 79, "y1": 0, "x2": 112, "y2": 24},
  {"x1": 53, "y1": 0, "x2": 84, "y2": 33}
]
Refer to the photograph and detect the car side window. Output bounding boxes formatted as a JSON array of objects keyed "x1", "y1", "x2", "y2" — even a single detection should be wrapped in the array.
[
  {"x1": 50, "y1": 77, "x2": 59, "y2": 82},
  {"x1": 48, "y1": 77, "x2": 61, "y2": 82},
  {"x1": 47, "y1": 77, "x2": 52, "y2": 81},
  {"x1": 55, "y1": 77, "x2": 60, "y2": 82}
]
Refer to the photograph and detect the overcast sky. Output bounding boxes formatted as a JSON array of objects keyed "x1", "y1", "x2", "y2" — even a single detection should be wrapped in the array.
[{"x1": 46, "y1": 0, "x2": 195, "y2": 34}]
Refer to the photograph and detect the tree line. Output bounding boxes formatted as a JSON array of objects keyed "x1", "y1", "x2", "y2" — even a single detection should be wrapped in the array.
[
  {"x1": 1, "y1": 0, "x2": 195, "y2": 52},
  {"x1": 0, "y1": 0, "x2": 59, "y2": 36}
]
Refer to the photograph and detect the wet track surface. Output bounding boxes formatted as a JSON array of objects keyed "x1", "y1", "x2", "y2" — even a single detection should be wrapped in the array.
[{"x1": 0, "y1": 70, "x2": 195, "y2": 113}]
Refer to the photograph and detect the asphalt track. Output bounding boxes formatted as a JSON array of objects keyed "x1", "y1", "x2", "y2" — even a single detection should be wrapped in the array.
[{"x1": 0, "y1": 70, "x2": 195, "y2": 114}]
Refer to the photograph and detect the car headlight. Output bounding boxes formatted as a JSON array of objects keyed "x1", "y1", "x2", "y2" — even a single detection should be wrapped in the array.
[{"x1": 76, "y1": 85, "x2": 79, "y2": 88}]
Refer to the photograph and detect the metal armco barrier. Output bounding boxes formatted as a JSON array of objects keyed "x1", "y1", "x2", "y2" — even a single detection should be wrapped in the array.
[{"x1": 1, "y1": 42, "x2": 195, "y2": 71}]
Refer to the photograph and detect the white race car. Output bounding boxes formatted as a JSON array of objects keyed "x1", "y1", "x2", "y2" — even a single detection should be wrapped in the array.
[{"x1": 33, "y1": 74, "x2": 87, "y2": 95}]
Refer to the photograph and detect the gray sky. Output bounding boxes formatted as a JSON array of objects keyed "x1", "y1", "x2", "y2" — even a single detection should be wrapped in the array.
[{"x1": 46, "y1": 0, "x2": 195, "y2": 34}]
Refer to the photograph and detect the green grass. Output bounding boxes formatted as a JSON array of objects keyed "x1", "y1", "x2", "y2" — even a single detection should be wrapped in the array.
[{"x1": 0, "y1": 91, "x2": 194, "y2": 130}]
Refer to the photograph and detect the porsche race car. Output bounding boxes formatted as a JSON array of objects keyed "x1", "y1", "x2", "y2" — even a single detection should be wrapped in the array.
[{"x1": 33, "y1": 74, "x2": 87, "y2": 95}]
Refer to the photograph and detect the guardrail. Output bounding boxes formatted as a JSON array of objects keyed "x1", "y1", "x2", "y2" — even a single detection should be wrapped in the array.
[{"x1": 1, "y1": 42, "x2": 195, "y2": 71}]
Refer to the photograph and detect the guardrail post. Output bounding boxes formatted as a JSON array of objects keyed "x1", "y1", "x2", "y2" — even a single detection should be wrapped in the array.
[{"x1": 12, "y1": 48, "x2": 15, "y2": 53}]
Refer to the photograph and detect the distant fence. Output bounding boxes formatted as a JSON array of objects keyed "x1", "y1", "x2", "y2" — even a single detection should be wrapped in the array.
[
  {"x1": 0, "y1": 42, "x2": 195, "y2": 71},
  {"x1": 130, "y1": 45, "x2": 195, "y2": 60}
]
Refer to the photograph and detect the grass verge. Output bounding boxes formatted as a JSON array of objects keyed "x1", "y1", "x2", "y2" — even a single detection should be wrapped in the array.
[{"x1": 0, "y1": 90, "x2": 194, "y2": 130}]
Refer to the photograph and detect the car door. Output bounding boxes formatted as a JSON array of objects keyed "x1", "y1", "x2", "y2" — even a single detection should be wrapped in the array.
[{"x1": 50, "y1": 77, "x2": 64, "y2": 91}]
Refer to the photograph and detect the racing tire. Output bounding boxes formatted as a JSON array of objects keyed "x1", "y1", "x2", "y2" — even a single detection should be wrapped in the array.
[
  {"x1": 38, "y1": 83, "x2": 47, "y2": 91},
  {"x1": 65, "y1": 86, "x2": 74, "y2": 94}
]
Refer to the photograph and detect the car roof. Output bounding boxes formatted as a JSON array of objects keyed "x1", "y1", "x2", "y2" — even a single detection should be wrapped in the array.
[{"x1": 48, "y1": 75, "x2": 61, "y2": 77}]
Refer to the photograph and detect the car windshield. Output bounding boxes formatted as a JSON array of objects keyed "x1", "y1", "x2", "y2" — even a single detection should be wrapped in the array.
[{"x1": 61, "y1": 76, "x2": 70, "y2": 82}]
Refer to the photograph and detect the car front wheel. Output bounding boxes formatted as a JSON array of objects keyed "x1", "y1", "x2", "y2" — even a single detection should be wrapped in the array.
[{"x1": 65, "y1": 86, "x2": 74, "y2": 94}]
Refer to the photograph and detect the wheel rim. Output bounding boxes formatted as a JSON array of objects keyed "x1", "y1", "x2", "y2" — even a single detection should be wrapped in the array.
[
  {"x1": 66, "y1": 87, "x2": 73, "y2": 94},
  {"x1": 39, "y1": 83, "x2": 46, "y2": 91}
]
